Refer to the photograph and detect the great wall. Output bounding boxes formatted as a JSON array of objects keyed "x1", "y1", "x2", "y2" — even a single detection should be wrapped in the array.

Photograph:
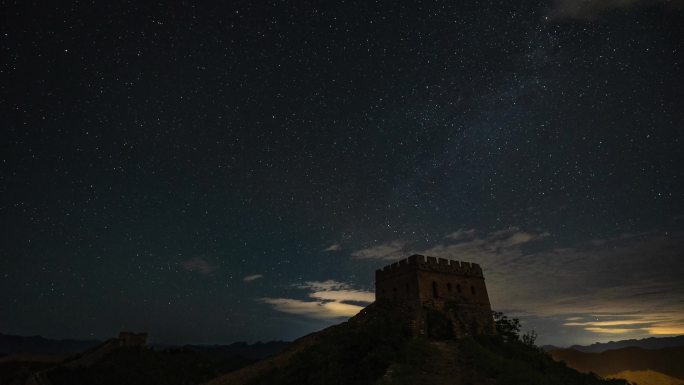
[{"x1": 375, "y1": 254, "x2": 495, "y2": 338}]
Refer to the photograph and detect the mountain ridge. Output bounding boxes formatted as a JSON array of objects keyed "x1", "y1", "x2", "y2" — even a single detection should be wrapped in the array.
[
  {"x1": 549, "y1": 345, "x2": 684, "y2": 380},
  {"x1": 565, "y1": 335, "x2": 684, "y2": 353}
]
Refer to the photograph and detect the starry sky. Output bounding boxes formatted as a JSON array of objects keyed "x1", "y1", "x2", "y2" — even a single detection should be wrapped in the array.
[{"x1": 1, "y1": 0, "x2": 683, "y2": 347}]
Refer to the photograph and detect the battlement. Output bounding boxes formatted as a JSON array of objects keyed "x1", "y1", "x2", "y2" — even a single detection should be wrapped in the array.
[{"x1": 375, "y1": 254, "x2": 483, "y2": 282}]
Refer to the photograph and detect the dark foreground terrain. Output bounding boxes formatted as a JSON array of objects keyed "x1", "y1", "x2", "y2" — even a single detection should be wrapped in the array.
[
  {"x1": 0, "y1": 338, "x2": 287, "y2": 385},
  {"x1": 8, "y1": 304, "x2": 678, "y2": 385},
  {"x1": 206, "y1": 303, "x2": 628, "y2": 385}
]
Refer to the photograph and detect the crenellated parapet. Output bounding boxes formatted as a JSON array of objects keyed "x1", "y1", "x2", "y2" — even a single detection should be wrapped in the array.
[
  {"x1": 375, "y1": 254, "x2": 484, "y2": 282},
  {"x1": 374, "y1": 254, "x2": 494, "y2": 338}
]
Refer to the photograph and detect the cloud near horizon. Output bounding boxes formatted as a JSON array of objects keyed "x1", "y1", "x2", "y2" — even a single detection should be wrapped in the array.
[
  {"x1": 351, "y1": 228, "x2": 684, "y2": 344},
  {"x1": 460, "y1": 230, "x2": 684, "y2": 342},
  {"x1": 259, "y1": 280, "x2": 374, "y2": 320}
]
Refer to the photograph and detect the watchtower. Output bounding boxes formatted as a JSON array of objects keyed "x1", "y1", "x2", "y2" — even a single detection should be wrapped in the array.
[{"x1": 375, "y1": 254, "x2": 494, "y2": 337}]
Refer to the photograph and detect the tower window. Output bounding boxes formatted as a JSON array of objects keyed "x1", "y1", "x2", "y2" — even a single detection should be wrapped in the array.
[
  {"x1": 447, "y1": 283, "x2": 452, "y2": 292},
  {"x1": 471, "y1": 285, "x2": 476, "y2": 295},
  {"x1": 405, "y1": 283, "x2": 409, "y2": 295},
  {"x1": 457, "y1": 284, "x2": 462, "y2": 294},
  {"x1": 393, "y1": 287, "x2": 397, "y2": 300},
  {"x1": 432, "y1": 281, "x2": 438, "y2": 298}
]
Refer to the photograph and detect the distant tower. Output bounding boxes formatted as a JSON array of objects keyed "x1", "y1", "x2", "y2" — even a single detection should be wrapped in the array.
[{"x1": 375, "y1": 254, "x2": 494, "y2": 337}]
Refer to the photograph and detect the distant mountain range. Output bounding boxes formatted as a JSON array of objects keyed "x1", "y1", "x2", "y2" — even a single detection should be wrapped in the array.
[
  {"x1": 544, "y1": 335, "x2": 684, "y2": 353},
  {"x1": 577, "y1": 335, "x2": 684, "y2": 352},
  {"x1": 0, "y1": 333, "x2": 100, "y2": 355},
  {"x1": 0, "y1": 333, "x2": 290, "y2": 385},
  {"x1": 0, "y1": 333, "x2": 289, "y2": 358},
  {"x1": 549, "y1": 346, "x2": 684, "y2": 379},
  {"x1": 546, "y1": 336, "x2": 684, "y2": 385}
]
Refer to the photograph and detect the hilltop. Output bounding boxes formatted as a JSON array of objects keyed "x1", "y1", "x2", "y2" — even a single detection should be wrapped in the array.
[{"x1": 206, "y1": 302, "x2": 628, "y2": 385}]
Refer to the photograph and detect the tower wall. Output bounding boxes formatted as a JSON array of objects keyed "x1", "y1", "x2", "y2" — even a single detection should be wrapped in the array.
[{"x1": 374, "y1": 254, "x2": 494, "y2": 338}]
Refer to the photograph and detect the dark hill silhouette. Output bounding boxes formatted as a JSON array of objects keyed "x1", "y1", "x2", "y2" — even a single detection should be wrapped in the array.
[
  {"x1": 0, "y1": 333, "x2": 100, "y2": 355},
  {"x1": 42, "y1": 346, "x2": 255, "y2": 385},
  {"x1": 549, "y1": 346, "x2": 684, "y2": 379},
  {"x1": 0, "y1": 335, "x2": 288, "y2": 385},
  {"x1": 205, "y1": 303, "x2": 628, "y2": 385}
]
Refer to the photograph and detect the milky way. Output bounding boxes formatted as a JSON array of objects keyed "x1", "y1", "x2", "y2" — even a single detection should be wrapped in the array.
[{"x1": 1, "y1": 1, "x2": 683, "y2": 345}]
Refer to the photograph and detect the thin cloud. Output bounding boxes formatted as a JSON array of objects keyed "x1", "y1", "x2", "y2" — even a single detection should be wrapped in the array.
[
  {"x1": 346, "y1": 228, "x2": 684, "y2": 343},
  {"x1": 299, "y1": 280, "x2": 352, "y2": 291},
  {"x1": 370, "y1": 227, "x2": 684, "y2": 343},
  {"x1": 350, "y1": 227, "x2": 549, "y2": 262},
  {"x1": 648, "y1": 324, "x2": 684, "y2": 335},
  {"x1": 564, "y1": 319, "x2": 658, "y2": 327},
  {"x1": 420, "y1": 227, "x2": 549, "y2": 262},
  {"x1": 445, "y1": 228, "x2": 477, "y2": 241},
  {"x1": 452, "y1": 231, "x2": 684, "y2": 342},
  {"x1": 258, "y1": 298, "x2": 364, "y2": 319},
  {"x1": 243, "y1": 274, "x2": 264, "y2": 282},
  {"x1": 181, "y1": 257, "x2": 217, "y2": 276},
  {"x1": 259, "y1": 280, "x2": 374, "y2": 320},
  {"x1": 308, "y1": 289, "x2": 375, "y2": 303},
  {"x1": 351, "y1": 240, "x2": 406, "y2": 260},
  {"x1": 584, "y1": 327, "x2": 639, "y2": 334},
  {"x1": 323, "y1": 243, "x2": 341, "y2": 252}
]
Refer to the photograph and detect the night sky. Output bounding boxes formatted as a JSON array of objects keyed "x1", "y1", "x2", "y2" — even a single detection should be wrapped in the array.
[{"x1": 2, "y1": 0, "x2": 683, "y2": 347}]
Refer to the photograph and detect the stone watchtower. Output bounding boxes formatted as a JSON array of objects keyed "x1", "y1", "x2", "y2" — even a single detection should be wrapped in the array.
[{"x1": 375, "y1": 254, "x2": 495, "y2": 338}]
